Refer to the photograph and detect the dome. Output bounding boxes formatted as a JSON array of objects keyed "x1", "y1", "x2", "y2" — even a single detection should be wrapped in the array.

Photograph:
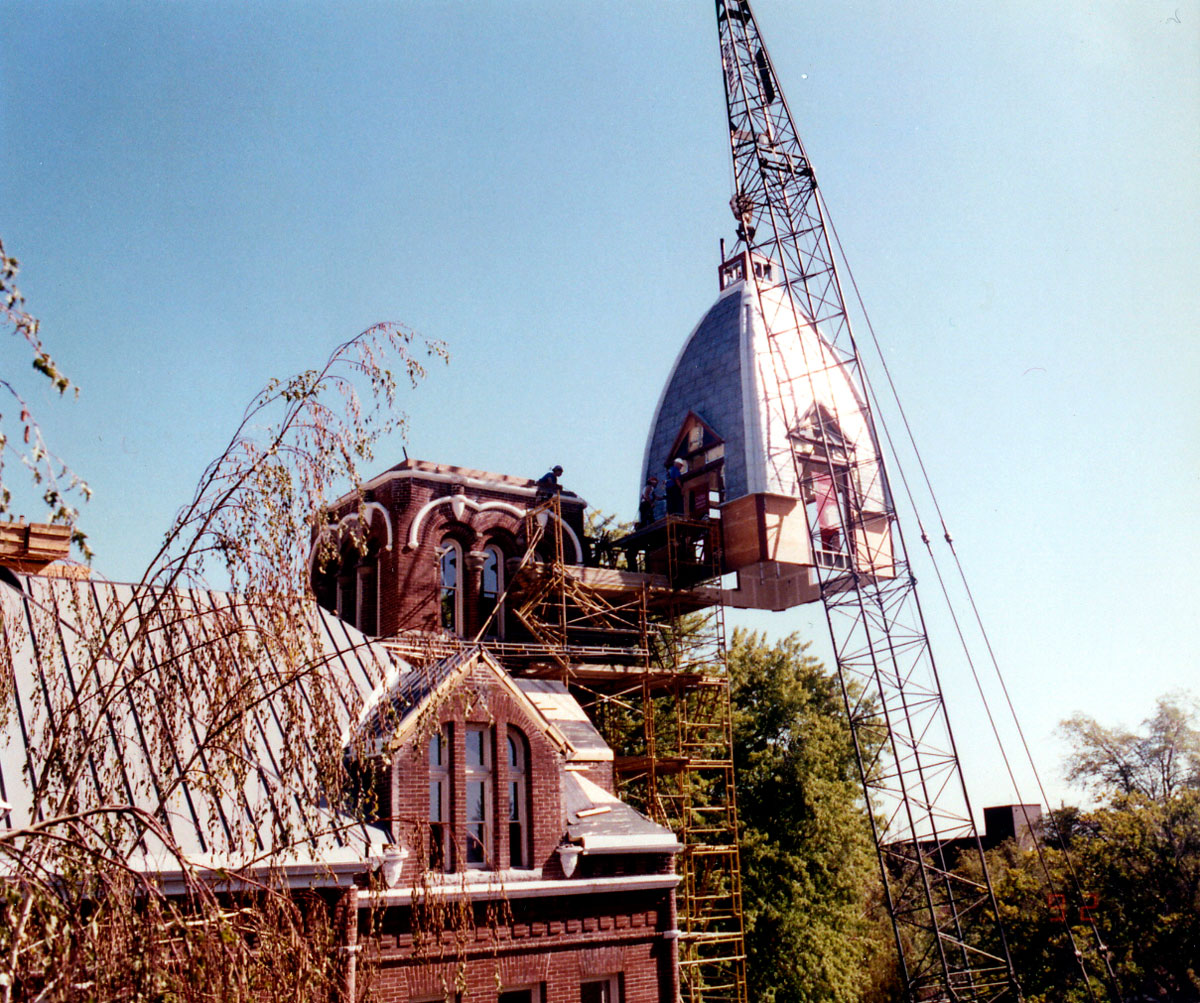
[
  {"x1": 641, "y1": 264, "x2": 884, "y2": 514},
  {"x1": 638, "y1": 253, "x2": 894, "y2": 610}
]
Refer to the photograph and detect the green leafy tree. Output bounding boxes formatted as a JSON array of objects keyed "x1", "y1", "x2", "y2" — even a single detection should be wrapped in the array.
[
  {"x1": 728, "y1": 629, "x2": 900, "y2": 1003},
  {"x1": 973, "y1": 693, "x2": 1200, "y2": 1003},
  {"x1": 1059, "y1": 692, "x2": 1200, "y2": 802}
]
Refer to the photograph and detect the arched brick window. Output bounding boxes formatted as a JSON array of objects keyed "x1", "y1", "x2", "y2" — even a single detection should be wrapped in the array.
[
  {"x1": 480, "y1": 544, "x2": 504, "y2": 639},
  {"x1": 439, "y1": 539, "x2": 462, "y2": 634},
  {"x1": 507, "y1": 727, "x2": 530, "y2": 868}
]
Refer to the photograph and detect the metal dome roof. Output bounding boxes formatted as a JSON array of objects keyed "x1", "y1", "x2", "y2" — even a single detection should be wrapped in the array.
[{"x1": 641, "y1": 275, "x2": 883, "y2": 516}]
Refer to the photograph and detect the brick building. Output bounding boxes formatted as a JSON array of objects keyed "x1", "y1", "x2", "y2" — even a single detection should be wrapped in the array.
[
  {"x1": 350, "y1": 645, "x2": 679, "y2": 1003},
  {"x1": 0, "y1": 494, "x2": 682, "y2": 1003},
  {"x1": 312, "y1": 459, "x2": 685, "y2": 1002},
  {"x1": 310, "y1": 459, "x2": 588, "y2": 641}
]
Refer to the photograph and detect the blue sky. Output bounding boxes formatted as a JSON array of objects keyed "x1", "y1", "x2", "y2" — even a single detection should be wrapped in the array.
[{"x1": 3, "y1": 1, "x2": 1197, "y2": 812}]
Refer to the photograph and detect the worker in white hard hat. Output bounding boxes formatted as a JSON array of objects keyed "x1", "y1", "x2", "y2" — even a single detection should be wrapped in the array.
[{"x1": 665, "y1": 458, "x2": 686, "y2": 515}]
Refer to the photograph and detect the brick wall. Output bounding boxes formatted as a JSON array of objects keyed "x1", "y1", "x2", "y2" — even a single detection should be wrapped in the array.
[
  {"x1": 360, "y1": 887, "x2": 675, "y2": 1003},
  {"x1": 388, "y1": 664, "x2": 564, "y2": 874},
  {"x1": 314, "y1": 464, "x2": 587, "y2": 640}
]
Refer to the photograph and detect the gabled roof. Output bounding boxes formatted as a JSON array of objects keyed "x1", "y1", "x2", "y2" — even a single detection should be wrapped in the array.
[
  {"x1": 351, "y1": 645, "x2": 580, "y2": 760},
  {"x1": 666, "y1": 411, "x2": 726, "y2": 464},
  {"x1": 0, "y1": 574, "x2": 395, "y2": 885}
]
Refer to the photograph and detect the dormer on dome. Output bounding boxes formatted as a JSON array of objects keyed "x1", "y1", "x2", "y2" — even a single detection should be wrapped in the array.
[{"x1": 664, "y1": 413, "x2": 726, "y2": 520}]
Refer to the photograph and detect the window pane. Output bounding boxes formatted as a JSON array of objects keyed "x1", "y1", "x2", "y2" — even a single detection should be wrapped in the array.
[
  {"x1": 510, "y1": 821, "x2": 523, "y2": 867},
  {"x1": 479, "y1": 592, "x2": 497, "y2": 625},
  {"x1": 581, "y1": 981, "x2": 611, "y2": 1003},
  {"x1": 429, "y1": 822, "x2": 446, "y2": 869},
  {"x1": 429, "y1": 733, "x2": 442, "y2": 767},
  {"x1": 467, "y1": 780, "x2": 486, "y2": 822},
  {"x1": 466, "y1": 729, "x2": 485, "y2": 767},
  {"x1": 467, "y1": 823, "x2": 485, "y2": 864},
  {"x1": 510, "y1": 781, "x2": 520, "y2": 821},
  {"x1": 482, "y1": 549, "x2": 499, "y2": 595},
  {"x1": 440, "y1": 545, "x2": 459, "y2": 632},
  {"x1": 429, "y1": 781, "x2": 443, "y2": 822}
]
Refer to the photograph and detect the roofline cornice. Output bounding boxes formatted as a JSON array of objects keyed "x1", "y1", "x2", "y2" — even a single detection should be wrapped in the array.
[{"x1": 362, "y1": 872, "x2": 679, "y2": 907}]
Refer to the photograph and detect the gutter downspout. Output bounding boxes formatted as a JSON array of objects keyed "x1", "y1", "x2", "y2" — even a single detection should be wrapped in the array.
[
  {"x1": 663, "y1": 885, "x2": 681, "y2": 1003},
  {"x1": 339, "y1": 885, "x2": 359, "y2": 1002}
]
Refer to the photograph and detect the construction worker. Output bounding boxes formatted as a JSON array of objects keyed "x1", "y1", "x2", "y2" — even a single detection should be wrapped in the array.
[
  {"x1": 638, "y1": 476, "x2": 659, "y2": 526},
  {"x1": 535, "y1": 465, "x2": 563, "y2": 502},
  {"x1": 664, "y1": 458, "x2": 685, "y2": 515}
]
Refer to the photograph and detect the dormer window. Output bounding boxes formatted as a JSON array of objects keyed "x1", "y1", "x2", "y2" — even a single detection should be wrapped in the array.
[
  {"x1": 425, "y1": 720, "x2": 517, "y2": 873},
  {"x1": 465, "y1": 725, "x2": 493, "y2": 867},
  {"x1": 507, "y1": 729, "x2": 530, "y2": 868},
  {"x1": 429, "y1": 726, "x2": 451, "y2": 870},
  {"x1": 801, "y1": 464, "x2": 852, "y2": 570}
]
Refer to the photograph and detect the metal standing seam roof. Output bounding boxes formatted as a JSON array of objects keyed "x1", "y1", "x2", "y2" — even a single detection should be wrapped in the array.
[
  {"x1": 641, "y1": 278, "x2": 885, "y2": 514},
  {"x1": 0, "y1": 573, "x2": 396, "y2": 881}
]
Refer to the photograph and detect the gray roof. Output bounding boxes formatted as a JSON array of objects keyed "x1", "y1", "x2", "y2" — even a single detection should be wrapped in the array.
[
  {"x1": 513, "y1": 678, "x2": 612, "y2": 763},
  {"x1": 642, "y1": 285, "x2": 752, "y2": 514},
  {"x1": 641, "y1": 278, "x2": 887, "y2": 515},
  {"x1": 0, "y1": 574, "x2": 394, "y2": 882},
  {"x1": 350, "y1": 646, "x2": 580, "y2": 763},
  {"x1": 352, "y1": 645, "x2": 480, "y2": 747},
  {"x1": 563, "y1": 771, "x2": 680, "y2": 854}
]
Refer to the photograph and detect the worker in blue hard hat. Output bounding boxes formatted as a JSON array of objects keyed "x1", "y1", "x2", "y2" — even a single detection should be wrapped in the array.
[{"x1": 535, "y1": 465, "x2": 563, "y2": 502}]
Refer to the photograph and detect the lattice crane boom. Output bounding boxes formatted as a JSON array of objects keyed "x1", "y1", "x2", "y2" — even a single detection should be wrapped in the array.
[{"x1": 714, "y1": 2, "x2": 1021, "y2": 999}]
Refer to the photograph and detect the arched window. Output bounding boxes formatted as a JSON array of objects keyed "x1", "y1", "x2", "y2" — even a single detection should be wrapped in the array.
[
  {"x1": 464, "y1": 725, "x2": 492, "y2": 867},
  {"x1": 439, "y1": 540, "x2": 462, "y2": 634},
  {"x1": 428, "y1": 726, "x2": 451, "y2": 870},
  {"x1": 338, "y1": 544, "x2": 359, "y2": 627},
  {"x1": 507, "y1": 728, "x2": 530, "y2": 868},
  {"x1": 480, "y1": 544, "x2": 504, "y2": 639},
  {"x1": 357, "y1": 544, "x2": 379, "y2": 636}
]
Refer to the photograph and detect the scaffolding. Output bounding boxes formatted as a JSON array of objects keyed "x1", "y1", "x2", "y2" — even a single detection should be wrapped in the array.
[{"x1": 510, "y1": 498, "x2": 749, "y2": 1003}]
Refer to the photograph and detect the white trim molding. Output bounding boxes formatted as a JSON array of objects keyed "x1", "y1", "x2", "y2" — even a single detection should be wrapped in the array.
[
  {"x1": 307, "y1": 501, "x2": 394, "y2": 577},
  {"x1": 406, "y1": 494, "x2": 583, "y2": 563}
]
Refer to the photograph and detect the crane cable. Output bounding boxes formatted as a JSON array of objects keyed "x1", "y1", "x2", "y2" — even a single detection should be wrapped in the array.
[{"x1": 819, "y1": 198, "x2": 1122, "y2": 1001}]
